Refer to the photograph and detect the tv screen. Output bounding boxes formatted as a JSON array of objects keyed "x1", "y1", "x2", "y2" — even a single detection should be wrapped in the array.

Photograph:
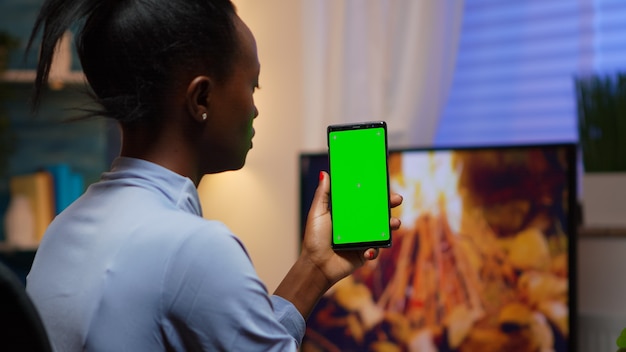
[{"x1": 299, "y1": 144, "x2": 577, "y2": 352}]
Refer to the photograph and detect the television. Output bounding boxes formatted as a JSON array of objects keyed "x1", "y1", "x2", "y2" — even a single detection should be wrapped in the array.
[{"x1": 299, "y1": 143, "x2": 577, "y2": 352}]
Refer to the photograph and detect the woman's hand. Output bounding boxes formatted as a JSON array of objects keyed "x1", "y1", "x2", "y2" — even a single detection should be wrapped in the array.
[
  {"x1": 301, "y1": 171, "x2": 402, "y2": 287},
  {"x1": 274, "y1": 170, "x2": 402, "y2": 320}
]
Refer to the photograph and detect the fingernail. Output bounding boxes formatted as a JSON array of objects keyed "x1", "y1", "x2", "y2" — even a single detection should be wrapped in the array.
[{"x1": 319, "y1": 171, "x2": 324, "y2": 181}]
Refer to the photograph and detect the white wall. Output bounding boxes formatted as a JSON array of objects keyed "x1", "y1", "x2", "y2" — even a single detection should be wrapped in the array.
[
  {"x1": 578, "y1": 176, "x2": 626, "y2": 318},
  {"x1": 197, "y1": 0, "x2": 306, "y2": 293},
  {"x1": 578, "y1": 236, "x2": 626, "y2": 316}
]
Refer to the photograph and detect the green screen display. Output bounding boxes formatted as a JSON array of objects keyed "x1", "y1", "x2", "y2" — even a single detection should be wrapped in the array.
[{"x1": 328, "y1": 124, "x2": 391, "y2": 248}]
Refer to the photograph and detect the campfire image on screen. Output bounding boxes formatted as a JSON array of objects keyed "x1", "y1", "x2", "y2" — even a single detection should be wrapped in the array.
[{"x1": 302, "y1": 147, "x2": 572, "y2": 352}]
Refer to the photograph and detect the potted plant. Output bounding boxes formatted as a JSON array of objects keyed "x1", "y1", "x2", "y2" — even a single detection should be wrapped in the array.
[
  {"x1": 575, "y1": 72, "x2": 626, "y2": 227},
  {"x1": 575, "y1": 72, "x2": 626, "y2": 172}
]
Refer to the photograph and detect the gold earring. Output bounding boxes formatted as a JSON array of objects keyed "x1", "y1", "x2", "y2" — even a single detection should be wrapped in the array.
[{"x1": 202, "y1": 112, "x2": 208, "y2": 121}]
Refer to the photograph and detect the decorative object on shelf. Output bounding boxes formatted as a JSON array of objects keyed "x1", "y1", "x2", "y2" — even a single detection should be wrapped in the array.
[
  {"x1": 6, "y1": 170, "x2": 55, "y2": 247},
  {"x1": 47, "y1": 31, "x2": 73, "y2": 90},
  {"x1": 3, "y1": 195, "x2": 37, "y2": 250},
  {"x1": 575, "y1": 72, "x2": 626, "y2": 172},
  {"x1": 575, "y1": 72, "x2": 626, "y2": 228}
]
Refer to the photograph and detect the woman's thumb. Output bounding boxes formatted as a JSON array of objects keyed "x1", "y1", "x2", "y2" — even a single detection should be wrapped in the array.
[{"x1": 308, "y1": 171, "x2": 330, "y2": 218}]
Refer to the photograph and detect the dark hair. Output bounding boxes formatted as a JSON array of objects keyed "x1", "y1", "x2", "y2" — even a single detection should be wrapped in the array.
[{"x1": 27, "y1": 0, "x2": 238, "y2": 125}]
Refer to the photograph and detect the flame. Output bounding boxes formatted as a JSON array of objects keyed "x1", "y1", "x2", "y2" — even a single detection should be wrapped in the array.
[{"x1": 390, "y1": 151, "x2": 463, "y2": 234}]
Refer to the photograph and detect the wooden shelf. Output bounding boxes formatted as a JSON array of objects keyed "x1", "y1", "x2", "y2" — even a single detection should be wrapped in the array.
[
  {"x1": 0, "y1": 69, "x2": 85, "y2": 85},
  {"x1": 578, "y1": 226, "x2": 626, "y2": 238}
]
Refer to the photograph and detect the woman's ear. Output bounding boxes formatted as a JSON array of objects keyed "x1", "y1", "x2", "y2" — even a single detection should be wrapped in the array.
[{"x1": 186, "y1": 76, "x2": 212, "y2": 123}]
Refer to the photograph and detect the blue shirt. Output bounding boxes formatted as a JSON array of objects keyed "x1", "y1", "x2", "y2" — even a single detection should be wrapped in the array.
[{"x1": 26, "y1": 157, "x2": 305, "y2": 351}]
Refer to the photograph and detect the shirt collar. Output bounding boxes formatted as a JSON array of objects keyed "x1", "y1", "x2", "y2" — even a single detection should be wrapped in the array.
[{"x1": 101, "y1": 157, "x2": 203, "y2": 216}]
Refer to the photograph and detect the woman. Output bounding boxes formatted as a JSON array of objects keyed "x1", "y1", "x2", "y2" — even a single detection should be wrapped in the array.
[{"x1": 24, "y1": 0, "x2": 403, "y2": 351}]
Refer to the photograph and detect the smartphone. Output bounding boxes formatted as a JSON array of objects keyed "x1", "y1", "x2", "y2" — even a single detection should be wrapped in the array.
[{"x1": 327, "y1": 121, "x2": 392, "y2": 250}]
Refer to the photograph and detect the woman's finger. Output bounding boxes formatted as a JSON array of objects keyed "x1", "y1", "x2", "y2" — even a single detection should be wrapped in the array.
[
  {"x1": 390, "y1": 217, "x2": 401, "y2": 230},
  {"x1": 363, "y1": 248, "x2": 380, "y2": 260},
  {"x1": 390, "y1": 193, "x2": 403, "y2": 208}
]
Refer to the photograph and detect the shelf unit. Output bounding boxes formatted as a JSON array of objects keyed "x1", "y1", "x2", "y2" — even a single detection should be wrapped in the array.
[{"x1": 0, "y1": 69, "x2": 86, "y2": 86}]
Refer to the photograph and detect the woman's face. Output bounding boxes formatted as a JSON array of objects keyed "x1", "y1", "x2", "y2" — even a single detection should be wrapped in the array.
[{"x1": 200, "y1": 15, "x2": 260, "y2": 174}]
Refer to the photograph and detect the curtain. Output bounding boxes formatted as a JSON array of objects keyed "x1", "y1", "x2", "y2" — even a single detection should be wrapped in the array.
[{"x1": 300, "y1": 0, "x2": 464, "y2": 151}]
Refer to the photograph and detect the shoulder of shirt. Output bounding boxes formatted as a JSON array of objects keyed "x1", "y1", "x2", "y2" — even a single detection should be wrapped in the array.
[{"x1": 167, "y1": 216, "x2": 251, "y2": 260}]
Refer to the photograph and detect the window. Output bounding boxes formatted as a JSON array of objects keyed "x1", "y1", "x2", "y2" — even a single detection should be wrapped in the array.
[{"x1": 435, "y1": 0, "x2": 626, "y2": 146}]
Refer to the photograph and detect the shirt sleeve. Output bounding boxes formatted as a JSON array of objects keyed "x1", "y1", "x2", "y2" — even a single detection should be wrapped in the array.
[
  {"x1": 270, "y1": 295, "x2": 306, "y2": 342},
  {"x1": 160, "y1": 221, "x2": 304, "y2": 351}
]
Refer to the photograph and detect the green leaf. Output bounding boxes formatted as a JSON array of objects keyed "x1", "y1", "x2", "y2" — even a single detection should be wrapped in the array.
[
  {"x1": 575, "y1": 72, "x2": 626, "y2": 172},
  {"x1": 617, "y1": 327, "x2": 626, "y2": 348}
]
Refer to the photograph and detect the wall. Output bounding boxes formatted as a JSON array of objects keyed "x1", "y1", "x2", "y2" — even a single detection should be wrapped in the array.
[
  {"x1": 197, "y1": 0, "x2": 306, "y2": 293},
  {"x1": 578, "y1": 235, "x2": 626, "y2": 315},
  {"x1": 578, "y1": 176, "x2": 626, "y2": 318}
]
